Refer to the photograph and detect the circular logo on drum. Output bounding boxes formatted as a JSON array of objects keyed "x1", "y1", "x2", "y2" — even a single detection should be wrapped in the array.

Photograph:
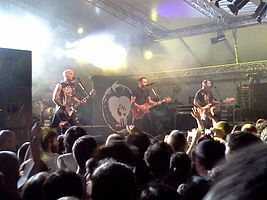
[{"x1": 102, "y1": 81, "x2": 133, "y2": 133}]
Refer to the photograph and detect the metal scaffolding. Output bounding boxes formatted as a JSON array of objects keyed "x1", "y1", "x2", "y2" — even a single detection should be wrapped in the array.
[
  {"x1": 86, "y1": 0, "x2": 267, "y2": 40},
  {"x1": 87, "y1": 0, "x2": 169, "y2": 40},
  {"x1": 146, "y1": 60, "x2": 267, "y2": 79}
]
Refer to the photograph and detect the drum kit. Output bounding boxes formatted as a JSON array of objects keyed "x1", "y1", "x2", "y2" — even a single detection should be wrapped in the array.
[{"x1": 32, "y1": 100, "x2": 54, "y2": 127}]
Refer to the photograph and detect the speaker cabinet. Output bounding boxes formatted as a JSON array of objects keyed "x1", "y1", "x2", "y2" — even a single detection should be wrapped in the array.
[
  {"x1": 0, "y1": 48, "x2": 32, "y2": 145},
  {"x1": 174, "y1": 112, "x2": 196, "y2": 131},
  {"x1": 253, "y1": 83, "x2": 267, "y2": 119}
]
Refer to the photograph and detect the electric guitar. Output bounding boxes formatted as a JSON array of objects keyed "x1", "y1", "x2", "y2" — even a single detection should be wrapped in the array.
[
  {"x1": 56, "y1": 89, "x2": 96, "y2": 121},
  {"x1": 198, "y1": 97, "x2": 235, "y2": 119},
  {"x1": 131, "y1": 96, "x2": 172, "y2": 120}
]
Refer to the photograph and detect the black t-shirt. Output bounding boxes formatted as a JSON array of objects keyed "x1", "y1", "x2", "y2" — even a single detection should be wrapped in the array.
[
  {"x1": 132, "y1": 87, "x2": 149, "y2": 105},
  {"x1": 194, "y1": 88, "x2": 214, "y2": 107},
  {"x1": 60, "y1": 81, "x2": 76, "y2": 106}
]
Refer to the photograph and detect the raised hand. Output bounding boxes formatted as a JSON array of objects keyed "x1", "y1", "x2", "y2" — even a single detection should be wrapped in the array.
[{"x1": 191, "y1": 107, "x2": 201, "y2": 120}]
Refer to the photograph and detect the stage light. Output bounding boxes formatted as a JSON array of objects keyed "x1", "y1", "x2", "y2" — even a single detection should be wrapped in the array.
[
  {"x1": 214, "y1": 0, "x2": 221, "y2": 8},
  {"x1": 77, "y1": 27, "x2": 84, "y2": 34},
  {"x1": 253, "y1": 1, "x2": 267, "y2": 23},
  {"x1": 210, "y1": 33, "x2": 226, "y2": 45},
  {"x1": 228, "y1": 0, "x2": 249, "y2": 15},
  {"x1": 66, "y1": 34, "x2": 127, "y2": 69},
  {"x1": 150, "y1": 8, "x2": 158, "y2": 22},
  {"x1": 144, "y1": 50, "x2": 153, "y2": 60}
]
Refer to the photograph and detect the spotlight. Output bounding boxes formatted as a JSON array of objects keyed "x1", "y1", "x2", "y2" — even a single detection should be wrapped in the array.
[
  {"x1": 210, "y1": 33, "x2": 226, "y2": 45},
  {"x1": 211, "y1": 0, "x2": 221, "y2": 8},
  {"x1": 253, "y1": 1, "x2": 267, "y2": 23},
  {"x1": 228, "y1": 0, "x2": 250, "y2": 15}
]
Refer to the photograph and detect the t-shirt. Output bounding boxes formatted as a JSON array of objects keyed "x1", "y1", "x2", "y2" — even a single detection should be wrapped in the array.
[
  {"x1": 194, "y1": 88, "x2": 214, "y2": 107},
  {"x1": 132, "y1": 87, "x2": 149, "y2": 105},
  {"x1": 60, "y1": 81, "x2": 76, "y2": 106}
]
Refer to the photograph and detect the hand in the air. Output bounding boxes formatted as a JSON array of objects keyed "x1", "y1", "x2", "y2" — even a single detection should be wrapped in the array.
[{"x1": 191, "y1": 107, "x2": 201, "y2": 120}]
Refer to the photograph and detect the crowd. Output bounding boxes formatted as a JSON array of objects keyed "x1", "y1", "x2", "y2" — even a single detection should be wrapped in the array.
[{"x1": 0, "y1": 106, "x2": 267, "y2": 200}]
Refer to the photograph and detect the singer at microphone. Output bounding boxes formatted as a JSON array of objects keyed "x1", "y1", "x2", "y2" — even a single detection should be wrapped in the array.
[
  {"x1": 131, "y1": 77, "x2": 162, "y2": 134},
  {"x1": 50, "y1": 69, "x2": 87, "y2": 133}
]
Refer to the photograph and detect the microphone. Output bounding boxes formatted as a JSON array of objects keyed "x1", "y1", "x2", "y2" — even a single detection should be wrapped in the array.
[
  {"x1": 146, "y1": 82, "x2": 157, "y2": 86},
  {"x1": 73, "y1": 77, "x2": 81, "y2": 80}
]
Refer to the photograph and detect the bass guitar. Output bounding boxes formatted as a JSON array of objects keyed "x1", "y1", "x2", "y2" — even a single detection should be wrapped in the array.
[
  {"x1": 131, "y1": 96, "x2": 171, "y2": 120},
  {"x1": 56, "y1": 89, "x2": 96, "y2": 121}
]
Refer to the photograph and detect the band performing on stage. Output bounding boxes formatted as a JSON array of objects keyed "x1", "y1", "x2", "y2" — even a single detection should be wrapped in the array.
[{"x1": 45, "y1": 75, "x2": 236, "y2": 135}]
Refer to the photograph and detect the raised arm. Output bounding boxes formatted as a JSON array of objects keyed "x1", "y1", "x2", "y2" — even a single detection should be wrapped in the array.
[{"x1": 186, "y1": 107, "x2": 204, "y2": 155}]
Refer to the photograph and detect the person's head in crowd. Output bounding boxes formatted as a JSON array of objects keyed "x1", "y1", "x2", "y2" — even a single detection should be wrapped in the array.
[
  {"x1": 203, "y1": 143, "x2": 267, "y2": 200},
  {"x1": 211, "y1": 121, "x2": 231, "y2": 142},
  {"x1": 193, "y1": 139, "x2": 225, "y2": 176},
  {"x1": 43, "y1": 170, "x2": 84, "y2": 200},
  {"x1": 183, "y1": 175, "x2": 212, "y2": 200},
  {"x1": 72, "y1": 135, "x2": 97, "y2": 175},
  {"x1": 231, "y1": 124, "x2": 242, "y2": 133},
  {"x1": 126, "y1": 131, "x2": 151, "y2": 158},
  {"x1": 164, "y1": 130, "x2": 187, "y2": 152},
  {"x1": 241, "y1": 123, "x2": 257, "y2": 134},
  {"x1": 0, "y1": 151, "x2": 20, "y2": 198},
  {"x1": 144, "y1": 141, "x2": 172, "y2": 177},
  {"x1": 260, "y1": 126, "x2": 267, "y2": 142},
  {"x1": 21, "y1": 171, "x2": 49, "y2": 200},
  {"x1": 93, "y1": 142, "x2": 134, "y2": 166},
  {"x1": 57, "y1": 134, "x2": 65, "y2": 154},
  {"x1": 41, "y1": 128, "x2": 59, "y2": 153},
  {"x1": 225, "y1": 131, "x2": 262, "y2": 156},
  {"x1": 105, "y1": 133, "x2": 125, "y2": 146},
  {"x1": 170, "y1": 152, "x2": 192, "y2": 182},
  {"x1": 91, "y1": 159, "x2": 136, "y2": 200},
  {"x1": 64, "y1": 126, "x2": 87, "y2": 153},
  {"x1": 0, "y1": 129, "x2": 17, "y2": 151},
  {"x1": 85, "y1": 158, "x2": 98, "y2": 181},
  {"x1": 17, "y1": 141, "x2": 30, "y2": 164},
  {"x1": 255, "y1": 119, "x2": 267, "y2": 137},
  {"x1": 140, "y1": 183, "x2": 183, "y2": 200}
]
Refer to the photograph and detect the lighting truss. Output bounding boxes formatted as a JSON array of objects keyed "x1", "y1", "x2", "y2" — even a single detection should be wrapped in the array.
[
  {"x1": 86, "y1": 0, "x2": 267, "y2": 41},
  {"x1": 181, "y1": 0, "x2": 230, "y2": 22},
  {"x1": 87, "y1": 0, "x2": 168, "y2": 40},
  {"x1": 146, "y1": 60, "x2": 267, "y2": 79}
]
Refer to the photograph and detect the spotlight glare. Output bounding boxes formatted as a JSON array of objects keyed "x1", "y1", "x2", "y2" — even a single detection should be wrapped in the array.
[
  {"x1": 144, "y1": 50, "x2": 153, "y2": 60},
  {"x1": 66, "y1": 34, "x2": 127, "y2": 70},
  {"x1": 77, "y1": 27, "x2": 84, "y2": 34}
]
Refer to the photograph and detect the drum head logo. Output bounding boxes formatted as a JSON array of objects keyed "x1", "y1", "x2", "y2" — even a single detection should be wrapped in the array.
[{"x1": 102, "y1": 81, "x2": 133, "y2": 133}]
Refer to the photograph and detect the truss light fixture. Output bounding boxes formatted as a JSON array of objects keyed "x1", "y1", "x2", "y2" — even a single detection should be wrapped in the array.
[
  {"x1": 228, "y1": 0, "x2": 250, "y2": 15},
  {"x1": 214, "y1": 0, "x2": 222, "y2": 8},
  {"x1": 210, "y1": 33, "x2": 226, "y2": 45},
  {"x1": 253, "y1": 1, "x2": 267, "y2": 23}
]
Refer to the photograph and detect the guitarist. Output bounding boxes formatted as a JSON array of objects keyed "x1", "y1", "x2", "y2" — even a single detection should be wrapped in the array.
[
  {"x1": 131, "y1": 77, "x2": 162, "y2": 135},
  {"x1": 193, "y1": 79, "x2": 219, "y2": 128},
  {"x1": 50, "y1": 69, "x2": 87, "y2": 133}
]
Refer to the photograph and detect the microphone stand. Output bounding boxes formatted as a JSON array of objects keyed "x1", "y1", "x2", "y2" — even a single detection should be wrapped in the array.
[
  {"x1": 151, "y1": 87, "x2": 161, "y2": 101},
  {"x1": 76, "y1": 79, "x2": 89, "y2": 96}
]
